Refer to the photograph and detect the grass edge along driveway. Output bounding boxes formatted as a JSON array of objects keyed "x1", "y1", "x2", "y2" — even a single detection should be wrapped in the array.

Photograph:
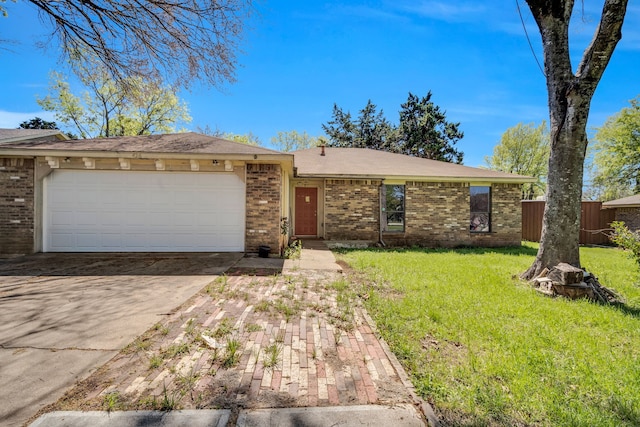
[{"x1": 337, "y1": 243, "x2": 640, "y2": 427}]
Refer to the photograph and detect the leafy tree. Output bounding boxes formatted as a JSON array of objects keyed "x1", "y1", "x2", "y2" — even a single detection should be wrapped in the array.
[
  {"x1": 18, "y1": 117, "x2": 58, "y2": 130},
  {"x1": 18, "y1": 116, "x2": 77, "y2": 139},
  {"x1": 38, "y1": 59, "x2": 191, "y2": 139},
  {"x1": 521, "y1": 0, "x2": 628, "y2": 279},
  {"x1": 222, "y1": 132, "x2": 261, "y2": 146},
  {"x1": 322, "y1": 93, "x2": 463, "y2": 163},
  {"x1": 194, "y1": 124, "x2": 223, "y2": 136},
  {"x1": 610, "y1": 221, "x2": 640, "y2": 268},
  {"x1": 485, "y1": 122, "x2": 549, "y2": 200},
  {"x1": 3, "y1": 1, "x2": 251, "y2": 89},
  {"x1": 192, "y1": 126, "x2": 261, "y2": 146},
  {"x1": 591, "y1": 96, "x2": 640, "y2": 201},
  {"x1": 270, "y1": 130, "x2": 324, "y2": 152},
  {"x1": 322, "y1": 101, "x2": 391, "y2": 149},
  {"x1": 397, "y1": 92, "x2": 463, "y2": 163}
]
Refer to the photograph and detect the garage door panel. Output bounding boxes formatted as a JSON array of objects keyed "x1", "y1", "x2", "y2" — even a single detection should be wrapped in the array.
[
  {"x1": 44, "y1": 170, "x2": 246, "y2": 252},
  {"x1": 51, "y1": 211, "x2": 74, "y2": 226},
  {"x1": 49, "y1": 233, "x2": 74, "y2": 250},
  {"x1": 76, "y1": 233, "x2": 99, "y2": 248}
]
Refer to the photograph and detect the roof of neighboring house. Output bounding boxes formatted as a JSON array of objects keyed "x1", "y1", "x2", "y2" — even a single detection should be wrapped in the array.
[
  {"x1": 0, "y1": 128, "x2": 68, "y2": 143},
  {"x1": 602, "y1": 194, "x2": 640, "y2": 209},
  {"x1": 0, "y1": 132, "x2": 290, "y2": 160},
  {"x1": 293, "y1": 147, "x2": 534, "y2": 183}
]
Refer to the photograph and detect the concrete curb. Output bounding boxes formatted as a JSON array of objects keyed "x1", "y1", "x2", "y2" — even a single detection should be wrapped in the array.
[
  {"x1": 29, "y1": 409, "x2": 231, "y2": 426},
  {"x1": 360, "y1": 310, "x2": 440, "y2": 427}
]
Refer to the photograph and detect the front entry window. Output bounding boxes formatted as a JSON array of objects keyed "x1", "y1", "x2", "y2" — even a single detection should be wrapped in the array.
[{"x1": 384, "y1": 185, "x2": 405, "y2": 232}]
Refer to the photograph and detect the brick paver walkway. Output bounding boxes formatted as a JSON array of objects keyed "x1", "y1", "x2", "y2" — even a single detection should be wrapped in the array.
[{"x1": 45, "y1": 268, "x2": 417, "y2": 419}]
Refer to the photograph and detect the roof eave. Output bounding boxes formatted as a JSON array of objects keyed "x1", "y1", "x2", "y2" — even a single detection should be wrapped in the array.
[
  {"x1": 602, "y1": 204, "x2": 640, "y2": 209},
  {"x1": 0, "y1": 148, "x2": 293, "y2": 163},
  {"x1": 0, "y1": 132, "x2": 68, "y2": 144},
  {"x1": 295, "y1": 173, "x2": 534, "y2": 184}
]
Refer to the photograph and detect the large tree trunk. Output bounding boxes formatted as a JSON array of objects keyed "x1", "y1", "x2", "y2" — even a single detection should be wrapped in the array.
[
  {"x1": 523, "y1": 98, "x2": 590, "y2": 278},
  {"x1": 521, "y1": 0, "x2": 628, "y2": 280}
]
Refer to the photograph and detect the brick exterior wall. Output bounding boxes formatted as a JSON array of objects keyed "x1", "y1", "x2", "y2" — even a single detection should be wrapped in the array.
[
  {"x1": 0, "y1": 157, "x2": 35, "y2": 255},
  {"x1": 469, "y1": 183, "x2": 522, "y2": 247},
  {"x1": 323, "y1": 180, "x2": 522, "y2": 248},
  {"x1": 324, "y1": 179, "x2": 381, "y2": 241},
  {"x1": 615, "y1": 207, "x2": 640, "y2": 233},
  {"x1": 245, "y1": 164, "x2": 282, "y2": 254},
  {"x1": 384, "y1": 182, "x2": 470, "y2": 247}
]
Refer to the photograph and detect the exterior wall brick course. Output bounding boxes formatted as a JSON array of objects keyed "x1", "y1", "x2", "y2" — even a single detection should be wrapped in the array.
[
  {"x1": 245, "y1": 164, "x2": 282, "y2": 254},
  {"x1": 322, "y1": 180, "x2": 522, "y2": 248},
  {"x1": 324, "y1": 180, "x2": 380, "y2": 241},
  {"x1": 0, "y1": 157, "x2": 35, "y2": 254},
  {"x1": 469, "y1": 183, "x2": 522, "y2": 247},
  {"x1": 615, "y1": 207, "x2": 640, "y2": 232}
]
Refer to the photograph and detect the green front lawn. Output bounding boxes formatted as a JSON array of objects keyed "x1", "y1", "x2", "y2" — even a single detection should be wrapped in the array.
[{"x1": 338, "y1": 243, "x2": 640, "y2": 426}]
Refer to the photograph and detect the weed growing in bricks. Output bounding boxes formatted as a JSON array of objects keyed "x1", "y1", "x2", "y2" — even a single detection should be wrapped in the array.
[
  {"x1": 184, "y1": 318, "x2": 198, "y2": 337},
  {"x1": 254, "y1": 299, "x2": 271, "y2": 313},
  {"x1": 149, "y1": 355, "x2": 163, "y2": 369},
  {"x1": 273, "y1": 297, "x2": 300, "y2": 322},
  {"x1": 206, "y1": 275, "x2": 229, "y2": 296},
  {"x1": 211, "y1": 318, "x2": 234, "y2": 339},
  {"x1": 246, "y1": 323, "x2": 263, "y2": 333},
  {"x1": 226, "y1": 289, "x2": 250, "y2": 301},
  {"x1": 222, "y1": 337, "x2": 241, "y2": 368},
  {"x1": 103, "y1": 391, "x2": 122, "y2": 412},
  {"x1": 177, "y1": 367, "x2": 201, "y2": 398},
  {"x1": 263, "y1": 342, "x2": 283, "y2": 371},
  {"x1": 138, "y1": 395, "x2": 156, "y2": 409},
  {"x1": 122, "y1": 336, "x2": 152, "y2": 354},
  {"x1": 152, "y1": 323, "x2": 170, "y2": 336},
  {"x1": 159, "y1": 384, "x2": 184, "y2": 410},
  {"x1": 162, "y1": 343, "x2": 190, "y2": 359}
]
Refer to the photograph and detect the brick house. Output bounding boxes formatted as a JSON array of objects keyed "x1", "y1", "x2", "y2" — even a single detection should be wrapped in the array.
[
  {"x1": 0, "y1": 131, "x2": 292, "y2": 255},
  {"x1": 290, "y1": 147, "x2": 533, "y2": 248},
  {"x1": 602, "y1": 194, "x2": 640, "y2": 233},
  {"x1": 0, "y1": 131, "x2": 532, "y2": 256}
]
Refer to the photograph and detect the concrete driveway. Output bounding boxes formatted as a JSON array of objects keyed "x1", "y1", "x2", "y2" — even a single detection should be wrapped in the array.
[{"x1": 0, "y1": 253, "x2": 243, "y2": 427}]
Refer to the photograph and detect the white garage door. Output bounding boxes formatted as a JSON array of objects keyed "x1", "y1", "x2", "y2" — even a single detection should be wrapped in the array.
[{"x1": 44, "y1": 170, "x2": 245, "y2": 252}]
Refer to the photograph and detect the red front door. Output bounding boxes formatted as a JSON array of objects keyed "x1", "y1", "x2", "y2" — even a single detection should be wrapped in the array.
[{"x1": 295, "y1": 187, "x2": 317, "y2": 236}]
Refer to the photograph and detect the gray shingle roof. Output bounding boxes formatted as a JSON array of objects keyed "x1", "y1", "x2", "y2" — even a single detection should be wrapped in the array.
[
  {"x1": 0, "y1": 132, "x2": 285, "y2": 157},
  {"x1": 293, "y1": 147, "x2": 534, "y2": 183},
  {"x1": 0, "y1": 128, "x2": 67, "y2": 143},
  {"x1": 602, "y1": 194, "x2": 640, "y2": 208}
]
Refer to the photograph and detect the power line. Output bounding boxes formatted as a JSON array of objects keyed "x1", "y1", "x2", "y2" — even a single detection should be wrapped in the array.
[{"x1": 515, "y1": 0, "x2": 546, "y2": 77}]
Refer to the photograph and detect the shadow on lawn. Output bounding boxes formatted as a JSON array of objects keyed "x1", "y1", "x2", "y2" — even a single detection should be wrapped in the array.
[{"x1": 612, "y1": 302, "x2": 640, "y2": 319}]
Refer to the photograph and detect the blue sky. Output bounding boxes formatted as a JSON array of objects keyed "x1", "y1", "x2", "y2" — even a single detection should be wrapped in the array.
[{"x1": 1, "y1": 1, "x2": 639, "y2": 166}]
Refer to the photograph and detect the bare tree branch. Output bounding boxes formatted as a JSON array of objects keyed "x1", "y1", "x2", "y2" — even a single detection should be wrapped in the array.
[{"x1": 26, "y1": 0, "x2": 252, "y2": 89}]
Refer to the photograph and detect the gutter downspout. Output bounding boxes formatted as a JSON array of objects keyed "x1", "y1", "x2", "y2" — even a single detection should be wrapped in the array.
[{"x1": 379, "y1": 180, "x2": 386, "y2": 247}]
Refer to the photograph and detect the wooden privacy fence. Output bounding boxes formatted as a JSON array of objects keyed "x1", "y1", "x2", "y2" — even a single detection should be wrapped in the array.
[{"x1": 522, "y1": 201, "x2": 616, "y2": 245}]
